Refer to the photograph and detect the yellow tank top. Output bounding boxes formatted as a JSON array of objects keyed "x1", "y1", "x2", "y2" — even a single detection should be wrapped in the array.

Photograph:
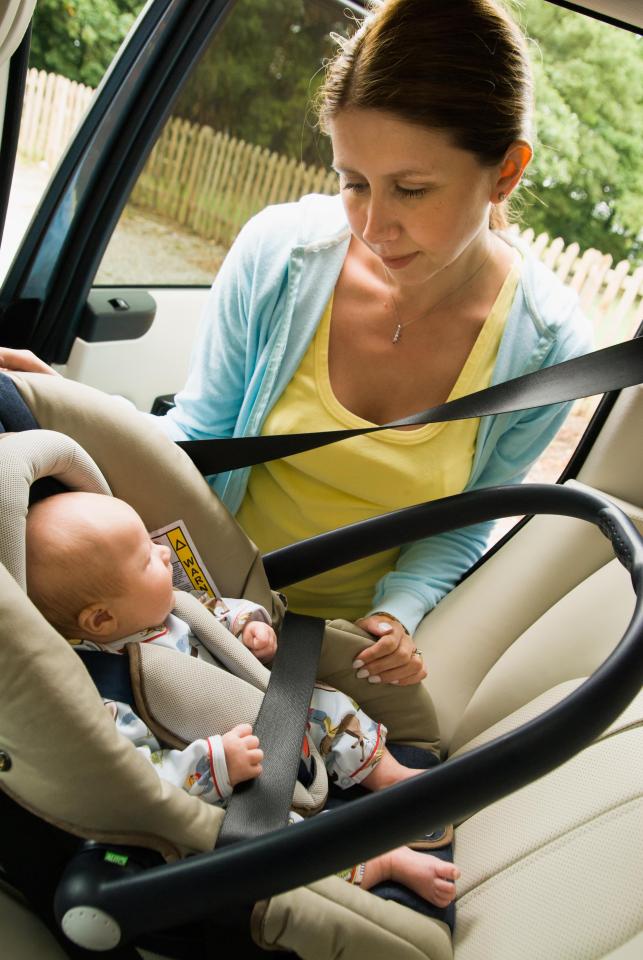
[{"x1": 237, "y1": 264, "x2": 519, "y2": 620}]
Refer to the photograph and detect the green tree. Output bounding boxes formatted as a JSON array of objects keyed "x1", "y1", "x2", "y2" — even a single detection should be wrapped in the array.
[
  {"x1": 174, "y1": 0, "x2": 642, "y2": 261},
  {"x1": 30, "y1": 0, "x2": 143, "y2": 88},
  {"x1": 30, "y1": 0, "x2": 641, "y2": 263},
  {"x1": 171, "y1": 0, "x2": 347, "y2": 165},
  {"x1": 515, "y1": 0, "x2": 642, "y2": 264}
]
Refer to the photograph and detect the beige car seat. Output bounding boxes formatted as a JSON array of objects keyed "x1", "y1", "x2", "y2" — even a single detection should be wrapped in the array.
[
  {"x1": 415, "y1": 384, "x2": 643, "y2": 959},
  {"x1": 1, "y1": 371, "x2": 642, "y2": 960},
  {"x1": 0, "y1": 371, "x2": 449, "y2": 959}
]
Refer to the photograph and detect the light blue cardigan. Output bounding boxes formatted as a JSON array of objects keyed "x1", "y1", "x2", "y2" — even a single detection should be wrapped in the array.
[{"x1": 162, "y1": 194, "x2": 592, "y2": 634}]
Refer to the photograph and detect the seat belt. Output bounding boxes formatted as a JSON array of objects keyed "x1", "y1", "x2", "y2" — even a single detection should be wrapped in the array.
[
  {"x1": 171, "y1": 337, "x2": 643, "y2": 844},
  {"x1": 177, "y1": 338, "x2": 643, "y2": 474},
  {"x1": 75, "y1": 615, "x2": 325, "y2": 842},
  {"x1": 218, "y1": 613, "x2": 325, "y2": 846}
]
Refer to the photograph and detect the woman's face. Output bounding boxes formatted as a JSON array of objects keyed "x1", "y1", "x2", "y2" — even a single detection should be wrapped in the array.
[{"x1": 329, "y1": 108, "x2": 500, "y2": 286}]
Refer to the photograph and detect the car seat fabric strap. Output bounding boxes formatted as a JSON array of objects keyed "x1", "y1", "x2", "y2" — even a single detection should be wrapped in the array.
[
  {"x1": 218, "y1": 612, "x2": 325, "y2": 847},
  {"x1": 177, "y1": 338, "x2": 643, "y2": 474}
]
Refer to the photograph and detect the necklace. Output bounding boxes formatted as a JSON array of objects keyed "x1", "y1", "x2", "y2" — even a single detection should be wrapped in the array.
[{"x1": 386, "y1": 250, "x2": 492, "y2": 344}]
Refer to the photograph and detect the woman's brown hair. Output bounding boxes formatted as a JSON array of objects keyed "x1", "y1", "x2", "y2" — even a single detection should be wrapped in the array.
[{"x1": 318, "y1": 0, "x2": 533, "y2": 229}]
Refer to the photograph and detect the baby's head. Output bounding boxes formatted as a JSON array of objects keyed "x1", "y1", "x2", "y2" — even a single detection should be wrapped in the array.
[{"x1": 26, "y1": 491, "x2": 174, "y2": 642}]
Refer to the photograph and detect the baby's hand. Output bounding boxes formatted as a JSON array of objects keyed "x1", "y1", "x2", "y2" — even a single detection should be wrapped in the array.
[
  {"x1": 221, "y1": 723, "x2": 263, "y2": 787},
  {"x1": 241, "y1": 620, "x2": 278, "y2": 664}
]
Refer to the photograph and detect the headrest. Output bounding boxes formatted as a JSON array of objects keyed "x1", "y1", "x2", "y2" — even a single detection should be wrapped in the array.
[{"x1": 0, "y1": 429, "x2": 111, "y2": 590}]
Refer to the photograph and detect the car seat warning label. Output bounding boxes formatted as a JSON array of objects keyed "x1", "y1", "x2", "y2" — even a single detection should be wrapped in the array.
[{"x1": 150, "y1": 520, "x2": 219, "y2": 599}]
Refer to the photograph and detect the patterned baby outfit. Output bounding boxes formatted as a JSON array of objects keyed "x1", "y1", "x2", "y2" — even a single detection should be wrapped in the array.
[{"x1": 74, "y1": 597, "x2": 386, "y2": 803}]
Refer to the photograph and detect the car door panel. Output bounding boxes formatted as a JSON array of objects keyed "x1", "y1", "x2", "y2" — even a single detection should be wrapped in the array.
[
  {"x1": 58, "y1": 286, "x2": 208, "y2": 410},
  {"x1": 0, "y1": 0, "x2": 235, "y2": 363}
]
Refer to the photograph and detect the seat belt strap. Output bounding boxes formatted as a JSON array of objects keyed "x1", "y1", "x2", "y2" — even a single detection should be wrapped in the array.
[
  {"x1": 218, "y1": 612, "x2": 325, "y2": 847},
  {"x1": 177, "y1": 338, "x2": 643, "y2": 474},
  {"x1": 76, "y1": 625, "x2": 319, "y2": 822}
]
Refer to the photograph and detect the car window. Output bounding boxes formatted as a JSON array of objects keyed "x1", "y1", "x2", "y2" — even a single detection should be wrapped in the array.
[
  {"x1": 95, "y1": 0, "x2": 347, "y2": 286},
  {"x1": 0, "y1": 0, "x2": 146, "y2": 284},
  {"x1": 490, "y1": 0, "x2": 642, "y2": 535},
  {"x1": 92, "y1": 0, "x2": 639, "y2": 499}
]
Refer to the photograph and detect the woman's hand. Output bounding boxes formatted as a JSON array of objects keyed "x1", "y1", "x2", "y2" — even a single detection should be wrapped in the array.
[
  {"x1": 0, "y1": 347, "x2": 60, "y2": 376},
  {"x1": 353, "y1": 613, "x2": 427, "y2": 686}
]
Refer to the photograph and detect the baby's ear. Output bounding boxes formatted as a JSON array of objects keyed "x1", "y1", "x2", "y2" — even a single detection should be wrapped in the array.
[{"x1": 77, "y1": 603, "x2": 117, "y2": 638}]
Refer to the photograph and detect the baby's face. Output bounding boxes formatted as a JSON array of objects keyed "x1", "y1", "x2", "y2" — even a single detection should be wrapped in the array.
[{"x1": 108, "y1": 501, "x2": 175, "y2": 637}]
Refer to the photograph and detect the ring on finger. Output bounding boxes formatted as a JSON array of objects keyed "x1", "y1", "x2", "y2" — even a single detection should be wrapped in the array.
[{"x1": 411, "y1": 646, "x2": 423, "y2": 661}]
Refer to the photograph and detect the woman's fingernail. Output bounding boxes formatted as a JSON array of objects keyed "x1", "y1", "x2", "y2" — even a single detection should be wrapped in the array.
[
  {"x1": 378, "y1": 623, "x2": 392, "y2": 632},
  {"x1": 367, "y1": 675, "x2": 382, "y2": 684},
  {"x1": 352, "y1": 659, "x2": 364, "y2": 669},
  {"x1": 391, "y1": 680, "x2": 400, "y2": 685},
  {"x1": 356, "y1": 668, "x2": 369, "y2": 679}
]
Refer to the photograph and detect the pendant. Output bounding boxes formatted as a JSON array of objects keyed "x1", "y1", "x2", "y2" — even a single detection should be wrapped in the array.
[{"x1": 392, "y1": 324, "x2": 402, "y2": 344}]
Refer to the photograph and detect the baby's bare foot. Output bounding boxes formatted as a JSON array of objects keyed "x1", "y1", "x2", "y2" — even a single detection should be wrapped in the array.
[
  {"x1": 360, "y1": 749, "x2": 426, "y2": 791},
  {"x1": 390, "y1": 848, "x2": 460, "y2": 907},
  {"x1": 362, "y1": 848, "x2": 460, "y2": 908}
]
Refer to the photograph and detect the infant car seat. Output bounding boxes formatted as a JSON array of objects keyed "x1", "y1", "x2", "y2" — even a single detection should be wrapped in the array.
[
  {"x1": 1, "y1": 369, "x2": 642, "y2": 960},
  {"x1": 0, "y1": 371, "x2": 450, "y2": 960}
]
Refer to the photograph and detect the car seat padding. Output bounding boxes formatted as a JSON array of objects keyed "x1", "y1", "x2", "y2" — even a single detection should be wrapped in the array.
[
  {"x1": 0, "y1": 372, "x2": 68, "y2": 504},
  {"x1": 0, "y1": 372, "x2": 458, "y2": 948},
  {"x1": 0, "y1": 558, "x2": 225, "y2": 859},
  {"x1": 251, "y1": 874, "x2": 453, "y2": 960},
  {"x1": 0, "y1": 428, "x2": 111, "y2": 590},
  {"x1": 0, "y1": 426, "x2": 330, "y2": 817}
]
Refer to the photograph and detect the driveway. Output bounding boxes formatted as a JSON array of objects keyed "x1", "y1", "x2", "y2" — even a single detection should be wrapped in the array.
[{"x1": 2, "y1": 160, "x2": 225, "y2": 287}]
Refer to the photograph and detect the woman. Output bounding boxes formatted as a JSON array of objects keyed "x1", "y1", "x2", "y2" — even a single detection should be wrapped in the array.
[{"x1": 2, "y1": 0, "x2": 591, "y2": 687}]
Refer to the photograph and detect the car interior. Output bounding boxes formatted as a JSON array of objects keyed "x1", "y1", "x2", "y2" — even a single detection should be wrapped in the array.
[{"x1": 0, "y1": 1, "x2": 642, "y2": 959}]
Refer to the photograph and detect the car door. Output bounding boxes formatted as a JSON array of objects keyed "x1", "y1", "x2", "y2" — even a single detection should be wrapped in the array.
[
  {"x1": 0, "y1": 2, "x2": 36, "y2": 255},
  {"x1": 0, "y1": 0, "x2": 360, "y2": 413}
]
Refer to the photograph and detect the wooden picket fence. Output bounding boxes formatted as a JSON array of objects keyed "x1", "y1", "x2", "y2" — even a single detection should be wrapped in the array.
[
  {"x1": 16, "y1": 68, "x2": 643, "y2": 356},
  {"x1": 510, "y1": 227, "x2": 643, "y2": 350},
  {"x1": 18, "y1": 69, "x2": 94, "y2": 168},
  {"x1": 130, "y1": 117, "x2": 338, "y2": 248}
]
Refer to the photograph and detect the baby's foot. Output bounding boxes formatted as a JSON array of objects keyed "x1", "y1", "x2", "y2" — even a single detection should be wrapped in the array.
[
  {"x1": 390, "y1": 848, "x2": 460, "y2": 907},
  {"x1": 362, "y1": 848, "x2": 460, "y2": 908},
  {"x1": 360, "y1": 750, "x2": 427, "y2": 791}
]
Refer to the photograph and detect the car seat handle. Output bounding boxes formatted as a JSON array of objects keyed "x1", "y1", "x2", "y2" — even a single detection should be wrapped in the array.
[{"x1": 263, "y1": 481, "x2": 640, "y2": 587}]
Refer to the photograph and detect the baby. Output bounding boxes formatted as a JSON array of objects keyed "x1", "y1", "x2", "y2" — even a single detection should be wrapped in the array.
[{"x1": 26, "y1": 490, "x2": 459, "y2": 907}]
